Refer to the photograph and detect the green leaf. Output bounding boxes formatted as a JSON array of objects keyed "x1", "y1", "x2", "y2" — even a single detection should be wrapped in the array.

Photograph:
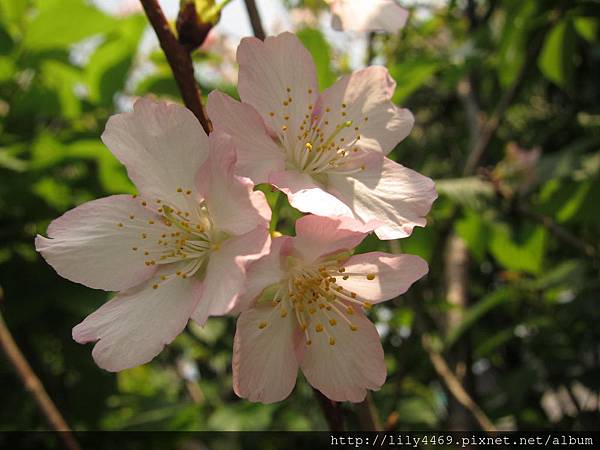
[
  {"x1": 455, "y1": 209, "x2": 490, "y2": 262},
  {"x1": 0, "y1": 149, "x2": 27, "y2": 172},
  {"x1": 24, "y1": 0, "x2": 116, "y2": 50},
  {"x1": 435, "y1": 177, "x2": 494, "y2": 209},
  {"x1": 390, "y1": 59, "x2": 439, "y2": 103},
  {"x1": 489, "y1": 223, "x2": 547, "y2": 274},
  {"x1": 497, "y1": 0, "x2": 538, "y2": 87},
  {"x1": 574, "y1": 17, "x2": 598, "y2": 42},
  {"x1": 86, "y1": 15, "x2": 146, "y2": 105},
  {"x1": 297, "y1": 27, "x2": 336, "y2": 90},
  {"x1": 39, "y1": 60, "x2": 82, "y2": 119},
  {"x1": 446, "y1": 288, "x2": 513, "y2": 348},
  {"x1": 538, "y1": 19, "x2": 577, "y2": 89}
]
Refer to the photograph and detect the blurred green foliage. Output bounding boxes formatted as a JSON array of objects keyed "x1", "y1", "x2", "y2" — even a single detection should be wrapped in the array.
[{"x1": 1, "y1": 0, "x2": 599, "y2": 433}]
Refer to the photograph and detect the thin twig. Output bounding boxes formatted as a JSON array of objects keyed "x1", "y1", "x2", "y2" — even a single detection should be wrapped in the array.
[
  {"x1": 139, "y1": 0, "x2": 212, "y2": 133},
  {"x1": 463, "y1": 35, "x2": 543, "y2": 175},
  {"x1": 0, "y1": 297, "x2": 81, "y2": 450},
  {"x1": 313, "y1": 387, "x2": 345, "y2": 431},
  {"x1": 422, "y1": 335, "x2": 496, "y2": 432},
  {"x1": 243, "y1": 0, "x2": 266, "y2": 40},
  {"x1": 517, "y1": 204, "x2": 598, "y2": 258}
]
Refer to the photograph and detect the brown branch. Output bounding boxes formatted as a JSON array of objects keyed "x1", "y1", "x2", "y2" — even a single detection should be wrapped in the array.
[
  {"x1": 139, "y1": 0, "x2": 212, "y2": 133},
  {"x1": 422, "y1": 335, "x2": 496, "y2": 432},
  {"x1": 243, "y1": 0, "x2": 266, "y2": 40},
  {"x1": 313, "y1": 387, "x2": 345, "y2": 431},
  {"x1": 355, "y1": 393, "x2": 382, "y2": 430},
  {"x1": 0, "y1": 298, "x2": 81, "y2": 450}
]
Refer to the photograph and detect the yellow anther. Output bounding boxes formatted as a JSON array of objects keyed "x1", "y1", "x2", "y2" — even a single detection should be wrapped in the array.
[
  {"x1": 177, "y1": 187, "x2": 183, "y2": 192},
  {"x1": 280, "y1": 309, "x2": 288, "y2": 318},
  {"x1": 329, "y1": 319, "x2": 337, "y2": 326},
  {"x1": 350, "y1": 324, "x2": 358, "y2": 331},
  {"x1": 306, "y1": 339, "x2": 312, "y2": 346},
  {"x1": 132, "y1": 247, "x2": 138, "y2": 251},
  {"x1": 141, "y1": 201, "x2": 147, "y2": 206},
  {"x1": 258, "y1": 322, "x2": 267, "y2": 329},
  {"x1": 117, "y1": 223, "x2": 123, "y2": 227},
  {"x1": 315, "y1": 324, "x2": 324, "y2": 332},
  {"x1": 347, "y1": 306, "x2": 354, "y2": 315},
  {"x1": 129, "y1": 215, "x2": 135, "y2": 220},
  {"x1": 366, "y1": 273, "x2": 376, "y2": 280},
  {"x1": 148, "y1": 220, "x2": 155, "y2": 225},
  {"x1": 269, "y1": 111, "x2": 275, "y2": 116},
  {"x1": 186, "y1": 190, "x2": 192, "y2": 195},
  {"x1": 305, "y1": 142, "x2": 313, "y2": 150},
  {"x1": 282, "y1": 125, "x2": 288, "y2": 131},
  {"x1": 329, "y1": 337, "x2": 336, "y2": 346},
  {"x1": 364, "y1": 302, "x2": 372, "y2": 310},
  {"x1": 152, "y1": 284, "x2": 159, "y2": 289}
]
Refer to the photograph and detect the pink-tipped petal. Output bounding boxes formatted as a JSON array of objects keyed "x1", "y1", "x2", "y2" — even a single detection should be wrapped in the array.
[
  {"x1": 196, "y1": 133, "x2": 271, "y2": 236},
  {"x1": 101, "y1": 98, "x2": 209, "y2": 212},
  {"x1": 293, "y1": 215, "x2": 375, "y2": 263},
  {"x1": 316, "y1": 66, "x2": 413, "y2": 155},
  {"x1": 207, "y1": 91, "x2": 285, "y2": 184},
  {"x1": 35, "y1": 195, "x2": 171, "y2": 291},
  {"x1": 72, "y1": 268, "x2": 202, "y2": 372},
  {"x1": 233, "y1": 303, "x2": 301, "y2": 403},
  {"x1": 269, "y1": 170, "x2": 353, "y2": 218},
  {"x1": 191, "y1": 227, "x2": 271, "y2": 325},
  {"x1": 337, "y1": 252, "x2": 428, "y2": 304},
  {"x1": 237, "y1": 32, "x2": 318, "y2": 136},
  {"x1": 331, "y1": 0, "x2": 409, "y2": 33},
  {"x1": 300, "y1": 309, "x2": 386, "y2": 402},
  {"x1": 329, "y1": 156, "x2": 437, "y2": 240},
  {"x1": 235, "y1": 236, "x2": 292, "y2": 312}
]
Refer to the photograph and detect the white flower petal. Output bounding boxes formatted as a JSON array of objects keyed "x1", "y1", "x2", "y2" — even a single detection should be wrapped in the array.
[
  {"x1": 329, "y1": 156, "x2": 437, "y2": 239},
  {"x1": 35, "y1": 195, "x2": 170, "y2": 291},
  {"x1": 301, "y1": 309, "x2": 386, "y2": 402},
  {"x1": 73, "y1": 268, "x2": 202, "y2": 372},
  {"x1": 233, "y1": 303, "x2": 301, "y2": 403},
  {"x1": 101, "y1": 98, "x2": 209, "y2": 212}
]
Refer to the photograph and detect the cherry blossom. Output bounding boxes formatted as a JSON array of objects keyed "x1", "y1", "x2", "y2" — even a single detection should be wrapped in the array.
[
  {"x1": 329, "y1": 0, "x2": 409, "y2": 34},
  {"x1": 35, "y1": 98, "x2": 271, "y2": 371},
  {"x1": 232, "y1": 215, "x2": 428, "y2": 403},
  {"x1": 208, "y1": 32, "x2": 436, "y2": 240}
]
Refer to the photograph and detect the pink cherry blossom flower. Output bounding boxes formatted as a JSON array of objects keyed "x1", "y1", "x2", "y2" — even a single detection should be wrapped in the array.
[
  {"x1": 329, "y1": 0, "x2": 409, "y2": 33},
  {"x1": 208, "y1": 32, "x2": 436, "y2": 240},
  {"x1": 232, "y1": 215, "x2": 428, "y2": 403},
  {"x1": 35, "y1": 98, "x2": 271, "y2": 372}
]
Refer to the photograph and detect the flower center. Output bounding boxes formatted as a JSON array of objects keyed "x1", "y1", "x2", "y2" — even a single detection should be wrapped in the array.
[
  {"x1": 270, "y1": 87, "x2": 369, "y2": 176},
  {"x1": 257, "y1": 256, "x2": 377, "y2": 347},
  {"x1": 123, "y1": 189, "x2": 223, "y2": 289}
]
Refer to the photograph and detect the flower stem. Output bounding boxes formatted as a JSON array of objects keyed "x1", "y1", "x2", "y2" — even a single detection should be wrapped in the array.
[
  {"x1": 312, "y1": 387, "x2": 345, "y2": 431},
  {"x1": 139, "y1": 0, "x2": 212, "y2": 133}
]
